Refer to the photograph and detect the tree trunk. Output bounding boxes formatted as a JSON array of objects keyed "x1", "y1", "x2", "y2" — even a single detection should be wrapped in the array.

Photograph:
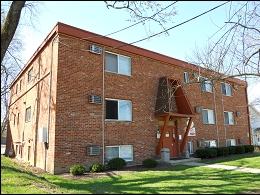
[{"x1": 1, "y1": 1, "x2": 26, "y2": 64}]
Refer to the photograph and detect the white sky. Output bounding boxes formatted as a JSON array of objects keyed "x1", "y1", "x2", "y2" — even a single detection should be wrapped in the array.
[{"x1": 4, "y1": 1, "x2": 260, "y2": 104}]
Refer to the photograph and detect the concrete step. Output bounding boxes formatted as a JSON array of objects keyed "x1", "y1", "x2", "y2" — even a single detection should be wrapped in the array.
[{"x1": 168, "y1": 157, "x2": 202, "y2": 165}]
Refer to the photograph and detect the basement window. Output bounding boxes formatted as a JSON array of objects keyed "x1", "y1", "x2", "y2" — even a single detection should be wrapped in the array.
[
  {"x1": 226, "y1": 139, "x2": 236, "y2": 146},
  {"x1": 106, "y1": 145, "x2": 133, "y2": 162}
]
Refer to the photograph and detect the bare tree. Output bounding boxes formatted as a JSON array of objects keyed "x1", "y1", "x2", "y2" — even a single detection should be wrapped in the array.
[
  {"x1": 249, "y1": 97, "x2": 260, "y2": 123},
  {"x1": 1, "y1": 1, "x2": 25, "y2": 64},
  {"x1": 186, "y1": 1, "x2": 260, "y2": 83},
  {"x1": 1, "y1": 4, "x2": 25, "y2": 136},
  {"x1": 1, "y1": 1, "x2": 41, "y2": 136},
  {"x1": 104, "y1": 1, "x2": 177, "y2": 36}
]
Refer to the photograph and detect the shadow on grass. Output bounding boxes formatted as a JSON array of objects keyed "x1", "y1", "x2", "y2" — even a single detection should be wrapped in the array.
[
  {"x1": 52, "y1": 164, "x2": 260, "y2": 194},
  {"x1": 2, "y1": 155, "x2": 260, "y2": 194}
]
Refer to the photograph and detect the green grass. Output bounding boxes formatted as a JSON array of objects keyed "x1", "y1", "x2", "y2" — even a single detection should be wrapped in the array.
[
  {"x1": 200, "y1": 153, "x2": 260, "y2": 168},
  {"x1": 1, "y1": 154, "x2": 260, "y2": 194}
]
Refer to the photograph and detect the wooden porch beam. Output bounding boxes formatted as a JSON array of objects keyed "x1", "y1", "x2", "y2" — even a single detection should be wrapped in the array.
[
  {"x1": 180, "y1": 117, "x2": 193, "y2": 153},
  {"x1": 156, "y1": 115, "x2": 170, "y2": 154}
]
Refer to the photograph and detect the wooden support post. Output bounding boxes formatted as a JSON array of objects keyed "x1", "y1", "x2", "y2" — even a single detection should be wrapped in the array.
[
  {"x1": 156, "y1": 115, "x2": 170, "y2": 154},
  {"x1": 180, "y1": 117, "x2": 193, "y2": 153}
]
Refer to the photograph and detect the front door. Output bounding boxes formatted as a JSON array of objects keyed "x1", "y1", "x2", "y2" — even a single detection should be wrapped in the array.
[{"x1": 161, "y1": 126, "x2": 179, "y2": 158}]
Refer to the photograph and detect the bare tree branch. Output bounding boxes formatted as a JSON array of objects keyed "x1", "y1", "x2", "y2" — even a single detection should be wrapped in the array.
[{"x1": 1, "y1": 1, "x2": 26, "y2": 64}]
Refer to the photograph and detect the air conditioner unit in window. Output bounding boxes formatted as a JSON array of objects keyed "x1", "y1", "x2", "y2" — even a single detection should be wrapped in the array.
[
  {"x1": 90, "y1": 44, "x2": 102, "y2": 54},
  {"x1": 89, "y1": 95, "x2": 102, "y2": 104},
  {"x1": 195, "y1": 106, "x2": 202, "y2": 113},
  {"x1": 87, "y1": 145, "x2": 100, "y2": 155}
]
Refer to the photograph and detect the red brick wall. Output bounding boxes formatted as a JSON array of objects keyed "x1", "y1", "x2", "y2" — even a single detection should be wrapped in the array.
[{"x1": 7, "y1": 33, "x2": 250, "y2": 174}]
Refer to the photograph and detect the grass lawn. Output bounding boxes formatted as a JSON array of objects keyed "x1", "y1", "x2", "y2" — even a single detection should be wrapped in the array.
[
  {"x1": 1, "y1": 153, "x2": 260, "y2": 194},
  {"x1": 200, "y1": 153, "x2": 260, "y2": 169}
]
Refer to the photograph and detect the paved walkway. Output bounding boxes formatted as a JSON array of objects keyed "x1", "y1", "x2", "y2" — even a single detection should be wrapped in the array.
[
  {"x1": 183, "y1": 162, "x2": 260, "y2": 174},
  {"x1": 1, "y1": 144, "x2": 6, "y2": 155}
]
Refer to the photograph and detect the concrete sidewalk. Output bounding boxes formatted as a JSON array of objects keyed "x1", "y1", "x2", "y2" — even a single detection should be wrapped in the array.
[{"x1": 183, "y1": 162, "x2": 260, "y2": 174}]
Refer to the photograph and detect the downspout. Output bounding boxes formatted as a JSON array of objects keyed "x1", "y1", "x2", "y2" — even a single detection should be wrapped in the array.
[
  {"x1": 245, "y1": 86, "x2": 252, "y2": 144},
  {"x1": 102, "y1": 47, "x2": 105, "y2": 165},
  {"x1": 213, "y1": 86, "x2": 220, "y2": 146},
  {"x1": 221, "y1": 93, "x2": 226, "y2": 143},
  {"x1": 180, "y1": 117, "x2": 193, "y2": 153},
  {"x1": 44, "y1": 34, "x2": 58, "y2": 171}
]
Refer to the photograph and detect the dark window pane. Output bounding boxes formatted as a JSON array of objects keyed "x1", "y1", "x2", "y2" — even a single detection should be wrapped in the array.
[
  {"x1": 224, "y1": 112, "x2": 229, "y2": 124},
  {"x1": 202, "y1": 110, "x2": 208, "y2": 124},
  {"x1": 105, "y1": 53, "x2": 118, "y2": 73},
  {"x1": 106, "y1": 100, "x2": 118, "y2": 119},
  {"x1": 221, "y1": 83, "x2": 226, "y2": 95}
]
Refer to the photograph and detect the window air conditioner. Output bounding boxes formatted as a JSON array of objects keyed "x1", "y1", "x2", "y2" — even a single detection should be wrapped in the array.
[
  {"x1": 87, "y1": 146, "x2": 100, "y2": 155},
  {"x1": 89, "y1": 95, "x2": 102, "y2": 104},
  {"x1": 90, "y1": 44, "x2": 102, "y2": 54}
]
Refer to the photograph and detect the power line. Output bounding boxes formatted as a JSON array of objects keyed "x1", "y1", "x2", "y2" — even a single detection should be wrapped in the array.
[
  {"x1": 83, "y1": 1, "x2": 178, "y2": 40},
  {"x1": 114, "y1": 1, "x2": 230, "y2": 49}
]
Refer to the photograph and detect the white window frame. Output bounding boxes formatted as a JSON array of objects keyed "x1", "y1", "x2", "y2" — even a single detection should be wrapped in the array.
[
  {"x1": 28, "y1": 68, "x2": 34, "y2": 83},
  {"x1": 226, "y1": 139, "x2": 236, "y2": 146},
  {"x1": 202, "y1": 109, "x2": 215, "y2": 124},
  {"x1": 106, "y1": 145, "x2": 133, "y2": 162},
  {"x1": 25, "y1": 107, "x2": 31, "y2": 122},
  {"x1": 221, "y1": 82, "x2": 232, "y2": 96},
  {"x1": 187, "y1": 141, "x2": 194, "y2": 154},
  {"x1": 204, "y1": 140, "x2": 217, "y2": 148},
  {"x1": 105, "y1": 99, "x2": 132, "y2": 121},
  {"x1": 224, "y1": 111, "x2": 234, "y2": 125},
  {"x1": 105, "y1": 52, "x2": 131, "y2": 76},
  {"x1": 184, "y1": 72, "x2": 189, "y2": 83},
  {"x1": 200, "y1": 78, "x2": 213, "y2": 92}
]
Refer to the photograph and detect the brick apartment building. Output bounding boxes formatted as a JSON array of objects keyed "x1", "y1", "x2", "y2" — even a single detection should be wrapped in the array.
[{"x1": 6, "y1": 22, "x2": 251, "y2": 174}]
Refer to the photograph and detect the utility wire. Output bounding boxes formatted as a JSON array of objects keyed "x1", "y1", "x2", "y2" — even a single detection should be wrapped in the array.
[
  {"x1": 83, "y1": 1, "x2": 178, "y2": 40},
  {"x1": 114, "y1": 1, "x2": 230, "y2": 49}
]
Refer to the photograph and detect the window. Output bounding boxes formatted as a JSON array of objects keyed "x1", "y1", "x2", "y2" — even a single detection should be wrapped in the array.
[
  {"x1": 226, "y1": 139, "x2": 236, "y2": 146},
  {"x1": 184, "y1": 72, "x2": 189, "y2": 83},
  {"x1": 187, "y1": 142, "x2": 194, "y2": 154},
  {"x1": 20, "y1": 79, "x2": 22, "y2": 91},
  {"x1": 25, "y1": 107, "x2": 31, "y2": 122},
  {"x1": 105, "y1": 52, "x2": 131, "y2": 76},
  {"x1": 221, "y1": 83, "x2": 232, "y2": 96},
  {"x1": 200, "y1": 78, "x2": 213, "y2": 92},
  {"x1": 224, "y1": 111, "x2": 234, "y2": 125},
  {"x1": 106, "y1": 145, "x2": 133, "y2": 162},
  {"x1": 16, "y1": 84, "x2": 18, "y2": 94},
  {"x1": 17, "y1": 113, "x2": 19, "y2": 125},
  {"x1": 202, "y1": 109, "x2": 215, "y2": 124},
  {"x1": 28, "y1": 68, "x2": 34, "y2": 83},
  {"x1": 106, "y1": 99, "x2": 132, "y2": 121},
  {"x1": 13, "y1": 114, "x2": 16, "y2": 126},
  {"x1": 204, "y1": 140, "x2": 217, "y2": 148}
]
